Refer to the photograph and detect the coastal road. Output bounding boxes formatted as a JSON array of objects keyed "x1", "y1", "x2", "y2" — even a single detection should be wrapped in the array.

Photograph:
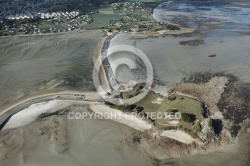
[
  {"x1": 100, "y1": 33, "x2": 119, "y2": 92},
  {"x1": 0, "y1": 32, "x2": 119, "y2": 131},
  {"x1": 0, "y1": 92, "x2": 104, "y2": 131}
]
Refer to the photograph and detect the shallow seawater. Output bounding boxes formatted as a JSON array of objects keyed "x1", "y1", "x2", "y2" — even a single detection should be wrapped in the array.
[
  {"x1": 109, "y1": 32, "x2": 250, "y2": 85},
  {"x1": 108, "y1": 1, "x2": 250, "y2": 86},
  {"x1": 153, "y1": 1, "x2": 250, "y2": 29}
]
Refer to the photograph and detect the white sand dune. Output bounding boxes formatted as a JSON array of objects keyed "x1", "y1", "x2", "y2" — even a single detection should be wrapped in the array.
[
  {"x1": 2, "y1": 100, "x2": 71, "y2": 131},
  {"x1": 161, "y1": 130, "x2": 194, "y2": 144},
  {"x1": 90, "y1": 105, "x2": 152, "y2": 131},
  {"x1": 91, "y1": 105, "x2": 195, "y2": 144}
]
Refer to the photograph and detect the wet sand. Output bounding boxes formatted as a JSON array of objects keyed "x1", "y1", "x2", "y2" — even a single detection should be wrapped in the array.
[
  {"x1": 0, "y1": 30, "x2": 103, "y2": 106},
  {"x1": 0, "y1": 110, "x2": 153, "y2": 166}
]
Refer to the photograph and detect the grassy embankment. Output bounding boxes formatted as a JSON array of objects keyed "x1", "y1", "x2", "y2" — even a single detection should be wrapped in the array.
[{"x1": 136, "y1": 91, "x2": 204, "y2": 137}]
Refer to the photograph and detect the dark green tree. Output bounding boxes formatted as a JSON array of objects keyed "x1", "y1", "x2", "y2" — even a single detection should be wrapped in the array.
[{"x1": 181, "y1": 113, "x2": 196, "y2": 123}]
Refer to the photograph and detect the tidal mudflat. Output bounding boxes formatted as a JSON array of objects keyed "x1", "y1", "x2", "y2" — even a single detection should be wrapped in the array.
[
  {"x1": 0, "y1": 31, "x2": 102, "y2": 106},
  {"x1": 0, "y1": 110, "x2": 153, "y2": 166}
]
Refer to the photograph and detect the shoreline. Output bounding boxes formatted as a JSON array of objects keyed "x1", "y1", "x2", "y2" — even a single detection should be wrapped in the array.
[
  {"x1": 90, "y1": 105, "x2": 152, "y2": 131},
  {"x1": 90, "y1": 104, "x2": 197, "y2": 145},
  {"x1": 0, "y1": 90, "x2": 102, "y2": 131}
]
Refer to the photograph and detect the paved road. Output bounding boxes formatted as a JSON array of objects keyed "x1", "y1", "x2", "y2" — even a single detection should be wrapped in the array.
[
  {"x1": 101, "y1": 33, "x2": 119, "y2": 92},
  {"x1": 0, "y1": 33, "x2": 119, "y2": 131}
]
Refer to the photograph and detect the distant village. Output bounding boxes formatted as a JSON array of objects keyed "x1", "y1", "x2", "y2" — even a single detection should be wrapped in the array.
[
  {"x1": 0, "y1": 0, "x2": 95, "y2": 36},
  {"x1": 0, "y1": 0, "x2": 68, "y2": 19},
  {"x1": 0, "y1": 11, "x2": 93, "y2": 36},
  {"x1": 6, "y1": 11, "x2": 80, "y2": 20},
  {"x1": 113, "y1": 2, "x2": 145, "y2": 12},
  {"x1": 0, "y1": 0, "x2": 180, "y2": 37}
]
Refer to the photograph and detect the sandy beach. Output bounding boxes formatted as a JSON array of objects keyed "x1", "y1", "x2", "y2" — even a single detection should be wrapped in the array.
[
  {"x1": 2, "y1": 100, "x2": 71, "y2": 130},
  {"x1": 161, "y1": 130, "x2": 194, "y2": 144},
  {"x1": 0, "y1": 107, "x2": 153, "y2": 166},
  {"x1": 90, "y1": 105, "x2": 152, "y2": 131}
]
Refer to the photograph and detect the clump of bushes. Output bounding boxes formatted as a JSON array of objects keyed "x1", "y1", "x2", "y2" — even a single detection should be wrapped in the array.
[
  {"x1": 105, "y1": 102, "x2": 136, "y2": 112},
  {"x1": 181, "y1": 113, "x2": 196, "y2": 123},
  {"x1": 165, "y1": 24, "x2": 180, "y2": 30},
  {"x1": 195, "y1": 123, "x2": 202, "y2": 132},
  {"x1": 168, "y1": 95, "x2": 177, "y2": 101}
]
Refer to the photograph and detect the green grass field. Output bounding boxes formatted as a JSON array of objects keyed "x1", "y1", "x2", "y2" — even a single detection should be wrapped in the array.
[
  {"x1": 85, "y1": 13, "x2": 123, "y2": 29},
  {"x1": 136, "y1": 91, "x2": 204, "y2": 120},
  {"x1": 164, "y1": 95, "x2": 203, "y2": 121},
  {"x1": 136, "y1": 91, "x2": 163, "y2": 112},
  {"x1": 136, "y1": 91, "x2": 204, "y2": 136},
  {"x1": 39, "y1": 22, "x2": 68, "y2": 31}
]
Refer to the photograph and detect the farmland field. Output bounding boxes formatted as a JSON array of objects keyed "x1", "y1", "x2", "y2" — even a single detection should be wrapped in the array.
[
  {"x1": 86, "y1": 13, "x2": 123, "y2": 29},
  {"x1": 39, "y1": 22, "x2": 68, "y2": 31}
]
